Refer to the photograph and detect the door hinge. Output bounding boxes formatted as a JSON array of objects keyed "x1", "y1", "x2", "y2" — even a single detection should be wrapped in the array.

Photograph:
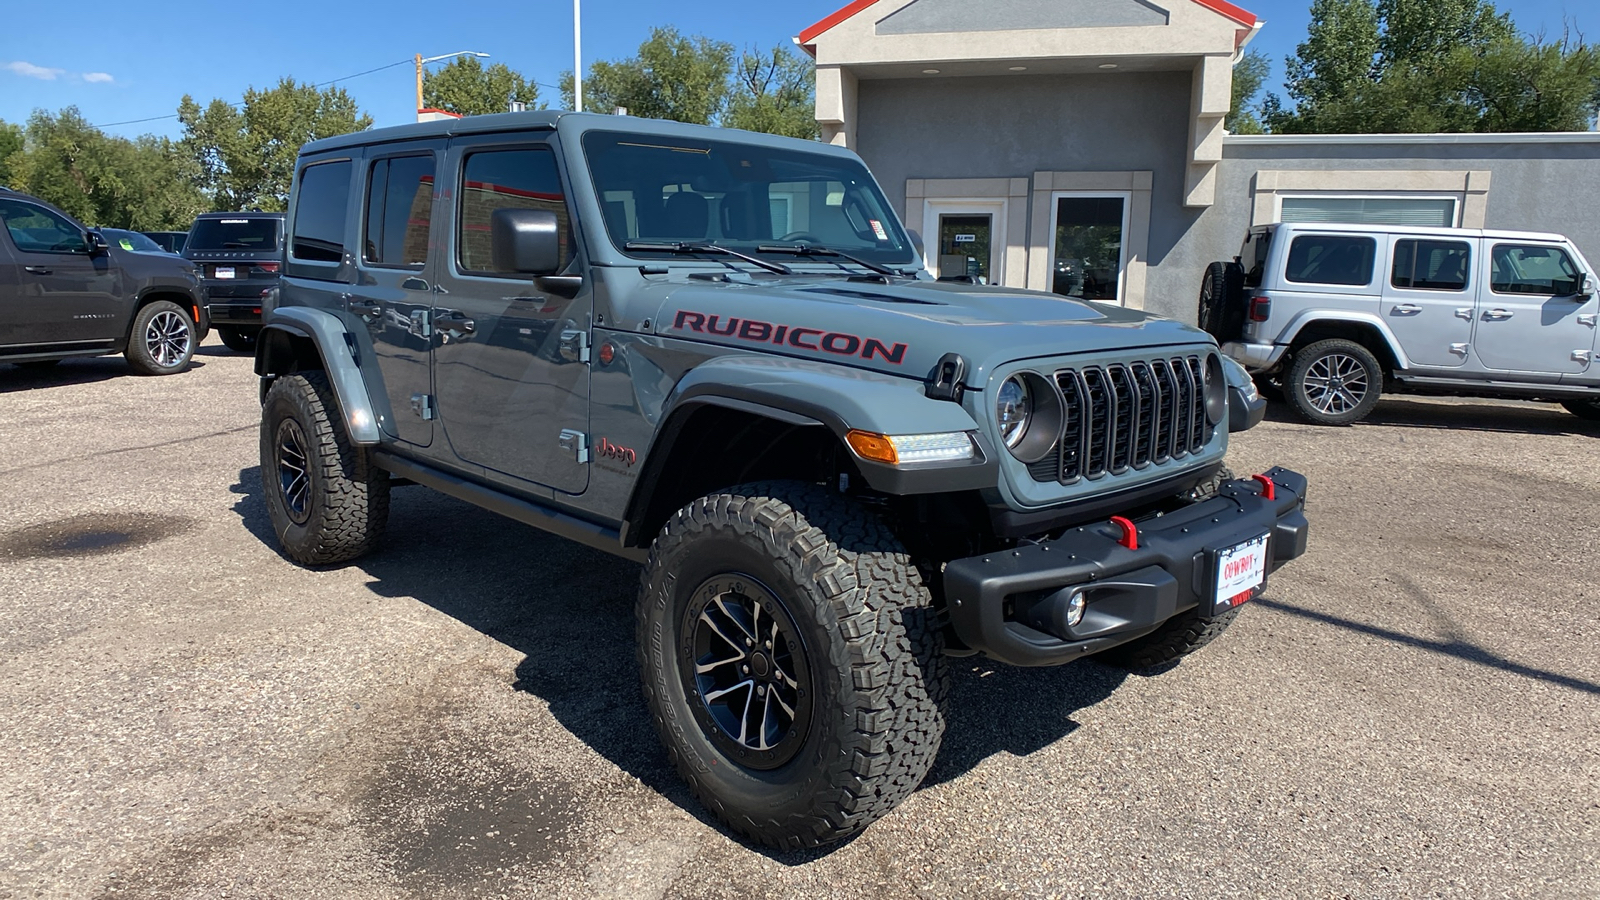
[
  {"x1": 410, "y1": 393, "x2": 436, "y2": 420},
  {"x1": 1449, "y1": 343, "x2": 1470, "y2": 356},
  {"x1": 559, "y1": 429, "x2": 589, "y2": 463},
  {"x1": 559, "y1": 329, "x2": 590, "y2": 363},
  {"x1": 409, "y1": 309, "x2": 432, "y2": 338}
]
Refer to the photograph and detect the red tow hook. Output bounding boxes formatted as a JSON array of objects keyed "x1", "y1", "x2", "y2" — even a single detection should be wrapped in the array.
[
  {"x1": 1109, "y1": 515, "x2": 1138, "y2": 550},
  {"x1": 1251, "y1": 474, "x2": 1276, "y2": 501}
]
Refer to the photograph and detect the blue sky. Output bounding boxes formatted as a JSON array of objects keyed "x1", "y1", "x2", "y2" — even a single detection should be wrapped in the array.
[{"x1": 0, "y1": 0, "x2": 1588, "y2": 142}]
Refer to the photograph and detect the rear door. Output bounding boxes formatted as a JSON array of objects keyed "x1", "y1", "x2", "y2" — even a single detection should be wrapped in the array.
[
  {"x1": 1271, "y1": 231, "x2": 1382, "y2": 342},
  {"x1": 1474, "y1": 242, "x2": 1596, "y2": 377},
  {"x1": 351, "y1": 142, "x2": 445, "y2": 448},
  {"x1": 1380, "y1": 235, "x2": 1474, "y2": 368},
  {"x1": 0, "y1": 198, "x2": 123, "y2": 346},
  {"x1": 430, "y1": 134, "x2": 591, "y2": 495}
]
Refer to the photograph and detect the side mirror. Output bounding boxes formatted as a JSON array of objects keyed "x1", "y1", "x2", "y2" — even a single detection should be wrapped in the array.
[
  {"x1": 86, "y1": 230, "x2": 109, "y2": 256},
  {"x1": 1581, "y1": 273, "x2": 1596, "y2": 300},
  {"x1": 490, "y1": 208, "x2": 561, "y2": 275}
]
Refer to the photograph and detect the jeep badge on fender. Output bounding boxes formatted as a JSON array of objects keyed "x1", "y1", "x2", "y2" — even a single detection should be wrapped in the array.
[{"x1": 255, "y1": 111, "x2": 1310, "y2": 851}]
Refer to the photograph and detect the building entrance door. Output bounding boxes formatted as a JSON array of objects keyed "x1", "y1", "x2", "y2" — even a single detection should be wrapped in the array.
[{"x1": 935, "y1": 214, "x2": 993, "y2": 283}]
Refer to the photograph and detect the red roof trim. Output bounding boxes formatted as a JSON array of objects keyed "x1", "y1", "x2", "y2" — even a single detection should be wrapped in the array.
[
  {"x1": 798, "y1": 0, "x2": 1259, "y2": 45},
  {"x1": 417, "y1": 108, "x2": 464, "y2": 118}
]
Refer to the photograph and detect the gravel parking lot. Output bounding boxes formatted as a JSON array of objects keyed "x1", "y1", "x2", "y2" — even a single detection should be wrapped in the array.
[{"x1": 2, "y1": 344, "x2": 1596, "y2": 899}]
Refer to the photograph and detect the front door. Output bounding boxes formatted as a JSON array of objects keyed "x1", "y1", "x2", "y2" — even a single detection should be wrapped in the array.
[
  {"x1": 1474, "y1": 242, "x2": 1596, "y2": 377},
  {"x1": 430, "y1": 138, "x2": 591, "y2": 495},
  {"x1": 352, "y1": 144, "x2": 444, "y2": 447},
  {"x1": 933, "y1": 213, "x2": 993, "y2": 283},
  {"x1": 0, "y1": 198, "x2": 122, "y2": 347},
  {"x1": 1381, "y1": 236, "x2": 1474, "y2": 369}
]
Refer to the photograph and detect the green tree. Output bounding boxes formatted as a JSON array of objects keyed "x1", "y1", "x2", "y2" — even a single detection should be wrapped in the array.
[
  {"x1": 1227, "y1": 49, "x2": 1271, "y2": 134},
  {"x1": 179, "y1": 78, "x2": 372, "y2": 211},
  {"x1": 1269, "y1": 0, "x2": 1600, "y2": 133},
  {"x1": 7, "y1": 107, "x2": 205, "y2": 230},
  {"x1": 563, "y1": 27, "x2": 734, "y2": 124},
  {"x1": 423, "y1": 56, "x2": 540, "y2": 116},
  {"x1": 723, "y1": 45, "x2": 819, "y2": 138},
  {"x1": 0, "y1": 119, "x2": 22, "y2": 186}
]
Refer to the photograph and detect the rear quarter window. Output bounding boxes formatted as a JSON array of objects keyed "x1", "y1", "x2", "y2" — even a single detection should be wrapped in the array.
[
  {"x1": 1284, "y1": 235, "x2": 1376, "y2": 287},
  {"x1": 291, "y1": 160, "x2": 354, "y2": 265}
]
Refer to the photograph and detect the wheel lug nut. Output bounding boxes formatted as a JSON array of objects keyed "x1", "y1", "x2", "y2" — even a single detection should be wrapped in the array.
[
  {"x1": 764, "y1": 640, "x2": 772, "y2": 649},
  {"x1": 742, "y1": 665, "x2": 750, "y2": 674},
  {"x1": 757, "y1": 685, "x2": 766, "y2": 696}
]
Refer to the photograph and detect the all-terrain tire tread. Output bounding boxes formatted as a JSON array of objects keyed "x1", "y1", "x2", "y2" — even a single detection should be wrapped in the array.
[{"x1": 636, "y1": 480, "x2": 947, "y2": 850}]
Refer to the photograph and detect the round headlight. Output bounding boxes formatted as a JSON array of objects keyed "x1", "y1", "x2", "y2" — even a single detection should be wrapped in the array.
[
  {"x1": 1204, "y1": 354, "x2": 1228, "y2": 425},
  {"x1": 996, "y1": 376, "x2": 1031, "y2": 449}
]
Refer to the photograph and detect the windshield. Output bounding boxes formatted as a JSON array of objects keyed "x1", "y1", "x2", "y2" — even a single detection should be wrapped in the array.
[
  {"x1": 187, "y1": 217, "x2": 279, "y2": 252},
  {"x1": 582, "y1": 130, "x2": 914, "y2": 265},
  {"x1": 102, "y1": 229, "x2": 166, "y2": 253}
]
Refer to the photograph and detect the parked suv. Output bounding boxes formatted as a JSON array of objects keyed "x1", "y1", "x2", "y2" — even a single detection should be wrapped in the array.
[
  {"x1": 257, "y1": 112, "x2": 1310, "y2": 849},
  {"x1": 0, "y1": 187, "x2": 207, "y2": 374},
  {"x1": 1201, "y1": 222, "x2": 1600, "y2": 425},
  {"x1": 184, "y1": 212, "x2": 284, "y2": 352},
  {"x1": 142, "y1": 230, "x2": 189, "y2": 254}
]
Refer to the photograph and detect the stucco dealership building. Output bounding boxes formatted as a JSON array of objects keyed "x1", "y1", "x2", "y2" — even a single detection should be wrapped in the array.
[{"x1": 799, "y1": 0, "x2": 1600, "y2": 321}]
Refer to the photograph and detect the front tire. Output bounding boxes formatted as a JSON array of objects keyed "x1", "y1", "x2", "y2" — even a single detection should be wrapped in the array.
[
  {"x1": 637, "y1": 481, "x2": 948, "y2": 850},
  {"x1": 126, "y1": 300, "x2": 196, "y2": 375},
  {"x1": 1561, "y1": 399, "x2": 1600, "y2": 421},
  {"x1": 217, "y1": 327, "x2": 258, "y2": 353},
  {"x1": 1285, "y1": 338, "x2": 1383, "y2": 426},
  {"x1": 260, "y1": 372, "x2": 390, "y2": 565}
]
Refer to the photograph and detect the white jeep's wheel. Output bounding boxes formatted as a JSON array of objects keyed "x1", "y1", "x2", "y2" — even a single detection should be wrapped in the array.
[
  {"x1": 637, "y1": 481, "x2": 948, "y2": 849},
  {"x1": 1285, "y1": 338, "x2": 1383, "y2": 426}
]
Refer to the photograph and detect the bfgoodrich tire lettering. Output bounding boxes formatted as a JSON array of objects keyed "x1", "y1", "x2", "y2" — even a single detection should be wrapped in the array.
[
  {"x1": 637, "y1": 481, "x2": 948, "y2": 850},
  {"x1": 260, "y1": 372, "x2": 390, "y2": 565}
]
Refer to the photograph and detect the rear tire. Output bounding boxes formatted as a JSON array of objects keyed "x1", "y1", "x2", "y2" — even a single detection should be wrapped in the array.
[
  {"x1": 637, "y1": 481, "x2": 948, "y2": 849},
  {"x1": 260, "y1": 372, "x2": 390, "y2": 565},
  {"x1": 1561, "y1": 399, "x2": 1600, "y2": 421},
  {"x1": 1197, "y1": 260, "x2": 1245, "y2": 341},
  {"x1": 126, "y1": 300, "x2": 196, "y2": 375},
  {"x1": 1284, "y1": 338, "x2": 1383, "y2": 426},
  {"x1": 218, "y1": 327, "x2": 258, "y2": 353}
]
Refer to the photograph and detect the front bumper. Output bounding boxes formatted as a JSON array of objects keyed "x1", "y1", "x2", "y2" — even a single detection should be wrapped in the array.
[{"x1": 944, "y1": 467, "x2": 1309, "y2": 667}]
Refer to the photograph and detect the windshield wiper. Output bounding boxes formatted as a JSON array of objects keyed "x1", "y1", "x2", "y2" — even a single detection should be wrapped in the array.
[
  {"x1": 756, "y1": 243, "x2": 906, "y2": 278},
  {"x1": 624, "y1": 240, "x2": 792, "y2": 275}
]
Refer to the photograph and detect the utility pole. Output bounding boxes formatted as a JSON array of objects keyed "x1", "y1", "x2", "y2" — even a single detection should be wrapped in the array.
[
  {"x1": 573, "y1": 0, "x2": 583, "y2": 112},
  {"x1": 414, "y1": 54, "x2": 424, "y2": 112}
]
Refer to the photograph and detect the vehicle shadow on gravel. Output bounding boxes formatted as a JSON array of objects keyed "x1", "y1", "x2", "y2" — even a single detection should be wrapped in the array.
[
  {"x1": 0, "y1": 357, "x2": 205, "y2": 392},
  {"x1": 229, "y1": 469, "x2": 1138, "y2": 859},
  {"x1": 1260, "y1": 396, "x2": 1600, "y2": 436}
]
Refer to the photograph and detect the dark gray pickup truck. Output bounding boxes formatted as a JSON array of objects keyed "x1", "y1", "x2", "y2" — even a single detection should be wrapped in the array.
[{"x1": 255, "y1": 112, "x2": 1310, "y2": 849}]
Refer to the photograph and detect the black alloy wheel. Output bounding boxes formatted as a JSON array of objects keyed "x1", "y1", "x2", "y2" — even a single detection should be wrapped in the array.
[
  {"x1": 273, "y1": 417, "x2": 313, "y2": 526},
  {"x1": 681, "y1": 574, "x2": 813, "y2": 770}
]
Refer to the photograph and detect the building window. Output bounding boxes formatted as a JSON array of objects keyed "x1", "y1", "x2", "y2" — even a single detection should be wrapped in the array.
[
  {"x1": 1050, "y1": 193, "x2": 1128, "y2": 302},
  {"x1": 1280, "y1": 196, "x2": 1458, "y2": 228}
]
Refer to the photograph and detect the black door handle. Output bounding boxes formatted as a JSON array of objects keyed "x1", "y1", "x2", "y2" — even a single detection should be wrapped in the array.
[
  {"x1": 437, "y1": 310, "x2": 475, "y2": 335},
  {"x1": 347, "y1": 298, "x2": 382, "y2": 318},
  {"x1": 24, "y1": 266, "x2": 52, "y2": 275}
]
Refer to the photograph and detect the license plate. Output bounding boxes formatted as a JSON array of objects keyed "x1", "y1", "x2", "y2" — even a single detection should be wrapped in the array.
[
  {"x1": 214, "y1": 266, "x2": 235, "y2": 279},
  {"x1": 1212, "y1": 533, "x2": 1268, "y2": 615}
]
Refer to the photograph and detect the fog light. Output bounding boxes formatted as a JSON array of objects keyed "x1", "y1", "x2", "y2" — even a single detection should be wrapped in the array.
[{"x1": 1065, "y1": 591, "x2": 1086, "y2": 627}]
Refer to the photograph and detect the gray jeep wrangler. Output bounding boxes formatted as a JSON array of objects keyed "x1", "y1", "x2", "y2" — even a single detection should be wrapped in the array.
[{"x1": 256, "y1": 112, "x2": 1310, "y2": 849}]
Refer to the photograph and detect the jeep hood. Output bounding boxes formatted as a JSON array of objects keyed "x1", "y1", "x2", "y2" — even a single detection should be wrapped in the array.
[{"x1": 641, "y1": 276, "x2": 1212, "y2": 385}]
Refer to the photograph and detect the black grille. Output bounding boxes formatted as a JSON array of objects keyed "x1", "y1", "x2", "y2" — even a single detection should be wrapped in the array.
[{"x1": 1040, "y1": 355, "x2": 1214, "y2": 484}]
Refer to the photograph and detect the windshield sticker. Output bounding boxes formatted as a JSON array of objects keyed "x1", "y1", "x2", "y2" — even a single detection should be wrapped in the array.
[
  {"x1": 118, "y1": 239, "x2": 135, "y2": 250},
  {"x1": 869, "y1": 219, "x2": 888, "y2": 241},
  {"x1": 672, "y1": 310, "x2": 907, "y2": 365}
]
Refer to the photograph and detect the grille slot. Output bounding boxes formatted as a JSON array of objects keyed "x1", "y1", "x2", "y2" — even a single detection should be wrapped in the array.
[{"x1": 1036, "y1": 354, "x2": 1214, "y2": 484}]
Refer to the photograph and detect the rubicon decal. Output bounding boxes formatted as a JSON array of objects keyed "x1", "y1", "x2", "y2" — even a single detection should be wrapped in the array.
[{"x1": 672, "y1": 311, "x2": 907, "y2": 365}]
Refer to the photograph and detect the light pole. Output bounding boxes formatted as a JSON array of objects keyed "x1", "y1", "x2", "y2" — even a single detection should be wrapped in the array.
[
  {"x1": 573, "y1": 0, "x2": 583, "y2": 112},
  {"x1": 414, "y1": 50, "x2": 490, "y2": 111}
]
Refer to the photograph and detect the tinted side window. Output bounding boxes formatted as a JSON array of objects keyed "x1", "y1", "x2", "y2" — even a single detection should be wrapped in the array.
[
  {"x1": 0, "y1": 199, "x2": 86, "y2": 254},
  {"x1": 1391, "y1": 239, "x2": 1470, "y2": 291},
  {"x1": 1491, "y1": 244, "x2": 1582, "y2": 295},
  {"x1": 364, "y1": 155, "x2": 435, "y2": 267},
  {"x1": 292, "y1": 160, "x2": 353, "y2": 263},
  {"x1": 1284, "y1": 235, "x2": 1376, "y2": 286},
  {"x1": 1243, "y1": 231, "x2": 1271, "y2": 288},
  {"x1": 457, "y1": 148, "x2": 571, "y2": 275}
]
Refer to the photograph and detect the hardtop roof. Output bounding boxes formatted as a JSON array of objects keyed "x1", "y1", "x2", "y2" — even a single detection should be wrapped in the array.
[{"x1": 1258, "y1": 221, "x2": 1571, "y2": 244}]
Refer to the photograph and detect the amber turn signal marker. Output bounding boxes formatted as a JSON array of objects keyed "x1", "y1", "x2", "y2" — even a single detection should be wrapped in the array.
[{"x1": 846, "y1": 430, "x2": 898, "y2": 465}]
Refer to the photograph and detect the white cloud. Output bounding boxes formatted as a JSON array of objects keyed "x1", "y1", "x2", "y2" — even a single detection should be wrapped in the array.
[
  {"x1": 81, "y1": 72, "x2": 114, "y2": 84},
  {"x1": 4, "y1": 61, "x2": 67, "y2": 80}
]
